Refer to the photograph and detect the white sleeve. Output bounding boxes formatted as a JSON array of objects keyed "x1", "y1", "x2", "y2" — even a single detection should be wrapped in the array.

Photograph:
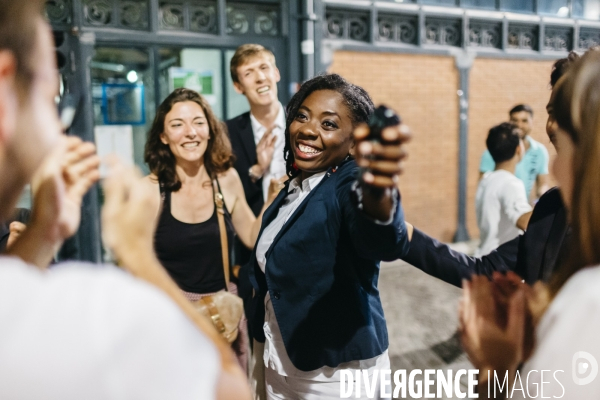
[
  {"x1": 478, "y1": 198, "x2": 500, "y2": 256},
  {"x1": 0, "y1": 262, "x2": 221, "y2": 400},
  {"x1": 500, "y1": 179, "x2": 533, "y2": 227},
  {"x1": 103, "y1": 276, "x2": 221, "y2": 400},
  {"x1": 521, "y1": 274, "x2": 600, "y2": 399}
]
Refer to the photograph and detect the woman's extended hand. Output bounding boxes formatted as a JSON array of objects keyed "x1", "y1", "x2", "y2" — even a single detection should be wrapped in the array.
[
  {"x1": 354, "y1": 122, "x2": 411, "y2": 188},
  {"x1": 353, "y1": 118, "x2": 411, "y2": 221}
]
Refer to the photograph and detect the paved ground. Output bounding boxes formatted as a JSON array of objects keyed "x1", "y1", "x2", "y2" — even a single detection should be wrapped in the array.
[{"x1": 379, "y1": 241, "x2": 478, "y2": 399}]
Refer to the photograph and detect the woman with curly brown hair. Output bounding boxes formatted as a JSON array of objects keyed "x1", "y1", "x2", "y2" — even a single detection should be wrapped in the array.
[{"x1": 143, "y1": 88, "x2": 279, "y2": 372}]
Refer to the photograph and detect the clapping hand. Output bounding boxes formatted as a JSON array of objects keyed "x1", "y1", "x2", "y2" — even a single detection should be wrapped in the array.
[
  {"x1": 253, "y1": 126, "x2": 278, "y2": 178},
  {"x1": 6, "y1": 221, "x2": 26, "y2": 250},
  {"x1": 459, "y1": 274, "x2": 526, "y2": 375},
  {"x1": 8, "y1": 136, "x2": 100, "y2": 268},
  {"x1": 30, "y1": 136, "x2": 100, "y2": 242},
  {"x1": 101, "y1": 159, "x2": 157, "y2": 271}
]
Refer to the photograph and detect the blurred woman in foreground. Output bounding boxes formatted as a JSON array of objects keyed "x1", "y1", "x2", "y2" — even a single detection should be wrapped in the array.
[{"x1": 460, "y1": 51, "x2": 600, "y2": 399}]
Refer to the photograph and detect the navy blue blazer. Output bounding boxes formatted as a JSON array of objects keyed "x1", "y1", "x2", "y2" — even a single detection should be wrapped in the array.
[
  {"x1": 248, "y1": 159, "x2": 410, "y2": 371},
  {"x1": 402, "y1": 187, "x2": 568, "y2": 286}
]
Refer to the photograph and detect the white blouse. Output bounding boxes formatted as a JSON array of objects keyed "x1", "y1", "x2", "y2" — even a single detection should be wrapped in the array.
[{"x1": 513, "y1": 265, "x2": 600, "y2": 399}]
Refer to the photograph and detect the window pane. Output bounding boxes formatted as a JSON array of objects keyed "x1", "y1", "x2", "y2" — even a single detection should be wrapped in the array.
[
  {"x1": 461, "y1": 0, "x2": 496, "y2": 9},
  {"x1": 421, "y1": 0, "x2": 458, "y2": 5},
  {"x1": 225, "y1": 50, "x2": 250, "y2": 120},
  {"x1": 158, "y1": 48, "x2": 223, "y2": 119},
  {"x1": 374, "y1": 0, "x2": 417, "y2": 3},
  {"x1": 539, "y1": 0, "x2": 569, "y2": 16},
  {"x1": 501, "y1": 0, "x2": 534, "y2": 12},
  {"x1": 91, "y1": 47, "x2": 154, "y2": 173},
  {"x1": 573, "y1": 0, "x2": 600, "y2": 19}
]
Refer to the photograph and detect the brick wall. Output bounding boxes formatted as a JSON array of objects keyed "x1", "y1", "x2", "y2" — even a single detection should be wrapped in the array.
[
  {"x1": 329, "y1": 50, "x2": 556, "y2": 242},
  {"x1": 467, "y1": 58, "x2": 556, "y2": 239}
]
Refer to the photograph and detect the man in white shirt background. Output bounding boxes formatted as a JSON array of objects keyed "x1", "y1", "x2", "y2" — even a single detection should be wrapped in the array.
[
  {"x1": 475, "y1": 122, "x2": 533, "y2": 257},
  {"x1": 0, "y1": 1, "x2": 249, "y2": 398},
  {"x1": 479, "y1": 104, "x2": 550, "y2": 202}
]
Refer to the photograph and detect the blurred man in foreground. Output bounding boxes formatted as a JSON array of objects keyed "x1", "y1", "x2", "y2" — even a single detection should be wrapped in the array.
[{"x1": 0, "y1": 1, "x2": 249, "y2": 399}]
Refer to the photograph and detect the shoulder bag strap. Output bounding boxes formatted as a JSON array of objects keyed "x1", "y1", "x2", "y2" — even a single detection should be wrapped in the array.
[{"x1": 212, "y1": 179, "x2": 230, "y2": 291}]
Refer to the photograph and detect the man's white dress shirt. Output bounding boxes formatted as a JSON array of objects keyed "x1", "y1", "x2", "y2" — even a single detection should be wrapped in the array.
[{"x1": 250, "y1": 102, "x2": 287, "y2": 200}]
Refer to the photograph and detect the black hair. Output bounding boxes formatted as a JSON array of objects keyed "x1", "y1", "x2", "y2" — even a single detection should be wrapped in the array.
[
  {"x1": 509, "y1": 104, "x2": 534, "y2": 118},
  {"x1": 486, "y1": 122, "x2": 521, "y2": 164},
  {"x1": 283, "y1": 73, "x2": 375, "y2": 177}
]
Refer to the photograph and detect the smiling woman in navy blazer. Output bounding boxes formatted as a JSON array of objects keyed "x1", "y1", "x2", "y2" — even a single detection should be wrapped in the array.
[{"x1": 247, "y1": 74, "x2": 411, "y2": 399}]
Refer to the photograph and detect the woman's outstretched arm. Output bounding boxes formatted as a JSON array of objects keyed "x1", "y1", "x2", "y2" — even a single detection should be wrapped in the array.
[{"x1": 224, "y1": 168, "x2": 284, "y2": 249}]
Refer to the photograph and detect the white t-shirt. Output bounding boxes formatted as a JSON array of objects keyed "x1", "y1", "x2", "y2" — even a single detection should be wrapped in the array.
[
  {"x1": 475, "y1": 170, "x2": 532, "y2": 256},
  {"x1": 512, "y1": 265, "x2": 600, "y2": 399},
  {"x1": 0, "y1": 256, "x2": 219, "y2": 400},
  {"x1": 250, "y1": 103, "x2": 287, "y2": 200}
]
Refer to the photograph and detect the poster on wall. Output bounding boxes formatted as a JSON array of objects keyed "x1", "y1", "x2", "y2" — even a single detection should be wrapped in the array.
[
  {"x1": 168, "y1": 67, "x2": 217, "y2": 107},
  {"x1": 94, "y1": 125, "x2": 134, "y2": 178}
]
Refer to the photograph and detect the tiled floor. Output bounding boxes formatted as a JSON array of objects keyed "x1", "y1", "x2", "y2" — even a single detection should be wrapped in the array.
[{"x1": 379, "y1": 240, "x2": 479, "y2": 399}]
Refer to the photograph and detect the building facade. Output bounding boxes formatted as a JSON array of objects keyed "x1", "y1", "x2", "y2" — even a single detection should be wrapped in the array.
[{"x1": 45, "y1": 0, "x2": 600, "y2": 259}]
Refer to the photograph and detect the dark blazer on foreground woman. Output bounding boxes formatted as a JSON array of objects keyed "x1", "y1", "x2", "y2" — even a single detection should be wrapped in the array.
[
  {"x1": 247, "y1": 158, "x2": 410, "y2": 371},
  {"x1": 402, "y1": 187, "x2": 568, "y2": 287}
]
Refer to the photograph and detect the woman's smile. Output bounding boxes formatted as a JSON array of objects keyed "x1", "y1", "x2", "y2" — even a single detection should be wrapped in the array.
[
  {"x1": 289, "y1": 89, "x2": 354, "y2": 178},
  {"x1": 295, "y1": 141, "x2": 323, "y2": 159}
]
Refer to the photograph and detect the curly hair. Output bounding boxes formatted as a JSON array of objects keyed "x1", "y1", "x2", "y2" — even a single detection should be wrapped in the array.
[
  {"x1": 144, "y1": 88, "x2": 234, "y2": 191},
  {"x1": 283, "y1": 73, "x2": 375, "y2": 177}
]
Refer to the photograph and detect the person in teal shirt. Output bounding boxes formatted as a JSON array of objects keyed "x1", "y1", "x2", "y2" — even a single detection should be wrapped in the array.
[{"x1": 479, "y1": 104, "x2": 550, "y2": 201}]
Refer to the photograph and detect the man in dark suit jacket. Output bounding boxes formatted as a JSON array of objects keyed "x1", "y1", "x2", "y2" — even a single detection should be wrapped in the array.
[
  {"x1": 226, "y1": 44, "x2": 286, "y2": 216},
  {"x1": 402, "y1": 186, "x2": 567, "y2": 286},
  {"x1": 226, "y1": 45, "x2": 288, "y2": 329}
]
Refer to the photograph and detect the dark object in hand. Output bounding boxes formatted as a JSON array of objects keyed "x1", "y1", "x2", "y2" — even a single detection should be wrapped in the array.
[
  {"x1": 367, "y1": 105, "x2": 401, "y2": 142},
  {"x1": 359, "y1": 105, "x2": 402, "y2": 197}
]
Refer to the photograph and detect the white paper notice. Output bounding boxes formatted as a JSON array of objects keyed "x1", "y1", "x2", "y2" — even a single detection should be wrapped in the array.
[{"x1": 94, "y1": 125, "x2": 134, "y2": 177}]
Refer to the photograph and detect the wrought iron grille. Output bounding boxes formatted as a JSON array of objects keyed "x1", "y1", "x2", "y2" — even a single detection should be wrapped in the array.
[
  {"x1": 377, "y1": 13, "x2": 418, "y2": 45},
  {"x1": 324, "y1": 9, "x2": 370, "y2": 42},
  {"x1": 507, "y1": 24, "x2": 538, "y2": 50},
  {"x1": 424, "y1": 17, "x2": 462, "y2": 47},
  {"x1": 45, "y1": 0, "x2": 72, "y2": 26},
  {"x1": 158, "y1": 1, "x2": 217, "y2": 33},
  {"x1": 226, "y1": 2, "x2": 279, "y2": 36},
  {"x1": 468, "y1": 20, "x2": 502, "y2": 49},
  {"x1": 82, "y1": 0, "x2": 149, "y2": 30},
  {"x1": 543, "y1": 26, "x2": 573, "y2": 51},
  {"x1": 579, "y1": 27, "x2": 600, "y2": 49}
]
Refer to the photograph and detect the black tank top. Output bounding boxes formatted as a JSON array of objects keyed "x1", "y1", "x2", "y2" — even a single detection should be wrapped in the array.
[{"x1": 154, "y1": 180, "x2": 235, "y2": 294}]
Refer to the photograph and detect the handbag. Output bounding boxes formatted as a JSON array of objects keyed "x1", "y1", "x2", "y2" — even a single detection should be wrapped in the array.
[{"x1": 191, "y1": 180, "x2": 243, "y2": 343}]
